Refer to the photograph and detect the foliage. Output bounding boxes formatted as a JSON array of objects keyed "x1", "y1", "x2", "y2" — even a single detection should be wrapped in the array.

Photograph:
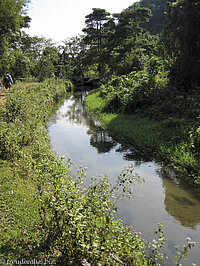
[
  {"x1": 80, "y1": 3, "x2": 153, "y2": 78},
  {"x1": 100, "y1": 71, "x2": 149, "y2": 112},
  {"x1": 99, "y1": 59, "x2": 165, "y2": 114},
  {"x1": 0, "y1": 80, "x2": 169, "y2": 264},
  {"x1": 175, "y1": 237, "x2": 196, "y2": 265},
  {"x1": 60, "y1": 35, "x2": 90, "y2": 83},
  {"x1": 1, "y1": 0, "x2": 199, "y2": 95},
  {"x1": 140, "y1": 0, "x2": 169, "y2": 34},
  {"x1": 0, "y1": 79, "x2": 68, "y2": 160},
  {"x1": 0, "y1": 0, "x2": 31, "y2": 74},
  {"x1": 163, "y1": 0, "x2": 200, "y2": 92},
  {"x1": 85, "y1": 86, "x2": 200, "y2": 184},
  {"x1": 83, "y1": 8, "x2": 111, "y2": 53},
  {"x1": 0, "y1": 33, "x2": 61, "y2": 81},
  {"x1": 0, "y1": 79, "x2": 71, "y2": 260}
]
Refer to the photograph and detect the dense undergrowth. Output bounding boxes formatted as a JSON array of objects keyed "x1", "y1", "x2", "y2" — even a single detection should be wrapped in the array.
[
  {"x1": 85, "y1": 71, "x2": 200, "y2": 184},
  {"x1": 0, "y1": 79, "x2": 172, "y2": 265}
]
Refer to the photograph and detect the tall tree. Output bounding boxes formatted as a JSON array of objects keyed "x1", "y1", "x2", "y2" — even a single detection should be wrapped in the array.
[
  {"x1": 35, "y1": 40, "x2": 59, "y2": 81},
  {"x1": 113, "y1": 3, "x2": 152, "y2": 48},
  {"x1": 83, "y1": 8, "x2": 111, "y2": 53},
  {"x1": 163, "y1": 0, "x2": 200, "y2": 92},
  {"x1": 81, "y1": 4, "x2": 153, "y2": 77},
  {"x1": 82, "y1": 8, "x2": 111, "y2": 77},
  {"x1": 107, "y1": 3, "x2": 152, "y2": 74},
  {"x1": 0, "y1": 0, "x2": 31, "y2": 74},
  {"x1": 140, "y1": 0, "x2": 168, "y2": 34},
  {"x1": 61, "y1": 36, "x2": 87, "y2": 82}
]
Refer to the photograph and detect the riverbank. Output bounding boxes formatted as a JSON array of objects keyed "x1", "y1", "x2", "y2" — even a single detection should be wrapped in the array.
[
  {"x1": 0, "y1": 79, "x2": 68, "y2": 263},
  {"x1": 84, "y1": 89, "x2": 200, "y2": 185},
  {"x1": 0, "y1": 80, "x2": 168, "y2": 265}
]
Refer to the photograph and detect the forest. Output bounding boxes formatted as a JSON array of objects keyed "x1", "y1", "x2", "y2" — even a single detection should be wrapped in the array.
[
  {"x1": 0, "y1": 0, "x2": 199, "y2": 88},
  {"x1": 0, "y1": 0, "x2": 200, "y2": 264},
  {"x1": 1, "y1": 0, "x2": 199, "y2": 89}
]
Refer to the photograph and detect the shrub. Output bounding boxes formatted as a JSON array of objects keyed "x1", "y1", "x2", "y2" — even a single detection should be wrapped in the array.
[{"x1": 0, "y1": 78, "x2": 167, "y2": 265}]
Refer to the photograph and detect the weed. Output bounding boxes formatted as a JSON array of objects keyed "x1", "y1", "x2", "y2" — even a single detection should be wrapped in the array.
[
  {"x1": 0, "y1": 78, "x2": 194, "y2": 265},
  {"x1": 85, "y1": 84, "x2": 200, "y2": 184}
]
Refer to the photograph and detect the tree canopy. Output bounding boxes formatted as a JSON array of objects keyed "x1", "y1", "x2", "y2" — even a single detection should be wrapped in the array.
[
  {"x1": 83, "y1": 8, "x2": 111, "y2": 53},
  {"x1": 0, "y1": 0, "x2": 31, "y2": 70},
  {"x1": 0, "y1": 0, "x2": 200, "y2": 94},
  {"x1": 140, "y1": 0, "x2": 168, "y2": 34},
  {"x1": 163, "y1": 0, "x2": 200, "y2": 90}
]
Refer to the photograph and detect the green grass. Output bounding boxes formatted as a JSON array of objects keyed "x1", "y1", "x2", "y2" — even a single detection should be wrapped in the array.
[
  {"x1": 103, "y1": 114, "x2": 162, "y2": 150},
  {"x1": 0, "y1": 161, "x2": 42, "y2": 260},
  {"x1": 0, "y1": 79, "x2": 70, "y2": 261},
  {"x1": 85, "y1": 89, "x2": 200, "y2": 184},
  {"x1": 84, "y1": 90, "x2": 107, "y2": 113},
  {"x1": 0, "y1": 80, "x2": 168, "y2": 265},
  {"x1": 85, "y1": 90, "x2": 185, "y2": 152}
]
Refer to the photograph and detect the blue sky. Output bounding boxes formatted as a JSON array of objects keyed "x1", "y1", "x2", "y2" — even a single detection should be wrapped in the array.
[{"x1": 25, "y1": 0, "x2": 138, "y2": 45}]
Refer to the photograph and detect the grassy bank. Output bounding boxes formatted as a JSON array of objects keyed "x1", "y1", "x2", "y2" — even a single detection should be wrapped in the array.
[
  {"x1": 0, "y1": 78, "x2": 69, "y2": 262},
  {"x1": 0, "y1": 79, "x2": 169, "y2": 265},
  {"x1": 85, "y1": 89, "x2": 200, "y2": 184}
]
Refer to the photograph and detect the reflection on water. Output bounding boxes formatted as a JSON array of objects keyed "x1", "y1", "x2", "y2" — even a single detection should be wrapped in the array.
[
  {"x1": 158, "y1": 168, "x2": 200, "y2": 229},
  {"x1": 48, "y1": 91, "x2": 200, "y2": 265},
  {"x1": 90, "y1": 132, "x2": 117, "y2": 154}
]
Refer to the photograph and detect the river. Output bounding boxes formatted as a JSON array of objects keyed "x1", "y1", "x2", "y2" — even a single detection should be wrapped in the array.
[{"x1": 48, "y1": 90, "x2": 200, "y2": 265}]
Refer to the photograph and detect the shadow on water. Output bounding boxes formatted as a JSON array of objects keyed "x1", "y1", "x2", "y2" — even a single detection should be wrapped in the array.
[
  {"x1": 158, "y1": 167, "x2": 200, "y2": 229},
  {"x1": 48, "y1": 90, "x2": 200, "y2": 265},
  {"x1": 61, "y1": 91, "x2": 153, "y2": 162},
  {"x1": 50, "y1": 91, "x2": 200, "y2": 227}
]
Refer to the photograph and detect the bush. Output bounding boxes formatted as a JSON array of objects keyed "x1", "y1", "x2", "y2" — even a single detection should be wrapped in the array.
[
  {"x1": 0, "y1": 78, "x2": 168, "y2": 265},
  {"x1": 100, "y1": 70, "x2": 168, "y2": 114}
]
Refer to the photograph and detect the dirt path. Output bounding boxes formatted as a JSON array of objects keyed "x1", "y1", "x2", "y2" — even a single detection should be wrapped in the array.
[
  {"x1": 0, "y1": 83, "x2": 38, "y2": 105},
  {"x1": 0, "y1": 89, "x2": 10, "y2": 104}
]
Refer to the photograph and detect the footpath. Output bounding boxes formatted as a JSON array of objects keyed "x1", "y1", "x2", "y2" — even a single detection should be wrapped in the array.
[{"x1": 0, "y1": 89, "x2": 10, "y2": 104}]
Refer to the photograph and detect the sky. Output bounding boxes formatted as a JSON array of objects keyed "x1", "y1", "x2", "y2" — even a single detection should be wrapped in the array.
[{"x1": 25, "y1": 0, "x2": 138, "y2": 45}]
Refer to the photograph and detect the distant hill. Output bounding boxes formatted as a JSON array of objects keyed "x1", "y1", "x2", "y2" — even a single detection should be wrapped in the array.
[{"x1": 140, "y1": 0, "x2": 168, "y2": 34}]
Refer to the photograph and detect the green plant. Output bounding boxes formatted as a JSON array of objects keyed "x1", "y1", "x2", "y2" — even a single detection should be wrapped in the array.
[
  {"x1": 0, "y1": 78, "x2": 196, "y2": 265},
  {"x1": 86, "y1": 84, "x2": 200, "y2": 183},
  {"x1": 175, "y1": 237, "x2": 196, "y2": 265},
  {"x1": 0, "y1": 79, "x2": 165, "y2": 265}
]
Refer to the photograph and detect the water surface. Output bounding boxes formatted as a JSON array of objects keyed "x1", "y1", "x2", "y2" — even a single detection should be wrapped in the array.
[{"x1": 48, "y1": 91, "x2": 200, "y2": 265}]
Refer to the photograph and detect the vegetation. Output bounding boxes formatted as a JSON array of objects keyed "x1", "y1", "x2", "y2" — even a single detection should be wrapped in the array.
[
  {"x1": 83, "y1": 0, "x2": 200, "y2": 184},
  {"x1": 1, "y1": 0, "x2": 199, "y2": 90},
  {"x1": 140, "y1": 0, "x2": 169, "y2": 34},
  {"x1": 1, "y1": 80, "x2": 196, "y2": 265},
  {"x1": 0, "y1": 79, "x2": 168, "y2": 265},
  {"x1": 85, "y1": 81, "x2": 200, "y2": 184},
  {"x1": 0, "y1": 0, "x2": 199, "y2": 264},
  {"x1": 163, "y1": 0, "x2": 200, "y2": 92},
  {"x1": 0, "y1": 0, "x2": 31, "y2": 76}
]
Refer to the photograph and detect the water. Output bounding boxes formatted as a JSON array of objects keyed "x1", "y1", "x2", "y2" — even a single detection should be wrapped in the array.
[{"x1": 48, "y1": 91, "x2": 200, "y2": 265}]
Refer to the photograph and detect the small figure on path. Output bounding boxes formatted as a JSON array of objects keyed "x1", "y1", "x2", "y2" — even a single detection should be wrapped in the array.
[
  {"x1": 3, "y1": 72, "x2": 13, "y2": 91},
  {"x1": 0, "y1": 79, "x2": 2, "y2": 98},
  {"x1": 0, "y1": 79, "x2": 2, "y2": 90}
]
